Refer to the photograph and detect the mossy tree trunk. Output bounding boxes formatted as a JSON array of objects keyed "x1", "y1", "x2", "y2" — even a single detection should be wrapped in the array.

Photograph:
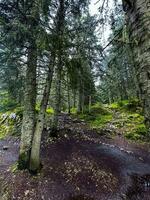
[
  {"x1": 18, "y1": 2, "x2": 39, "y2": 169},
  {"x1": 18, "y1": 41, "x2": 37, "y2": 169},
  {"x1": 29, "y1": 64, "x2": 54, "y2": 173},
  {"x1": 122, "y1": 0, "x2": 150, "y2": 131}
]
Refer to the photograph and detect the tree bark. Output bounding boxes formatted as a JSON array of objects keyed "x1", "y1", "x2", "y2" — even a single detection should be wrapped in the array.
[
  {"x1": 29, "y1": 65, "x2": 54, "y2": 173},
  {"x1": 53, "y1": 61, "x2": 62, "y2": 129},
  {"x1": 73, "y1": 89, "x2": 76, "y2": 108},
  {"x1": 18, "y1": 41, "x2": 37, "y2": 169},
  {"x1": 53, "y1": 0, "x2": 65, "y2": 130},
  {"x1": 88, "y1": 95, "x2": 92, "y2": 113},
  {"x1": 122, "y1": 0, "x2": 150, "y2": 130},
  {"x1": 78, "y1": 84, "x2": 83, "y2": 113},
  {"x1": 67, "y1": 74, "x2": 71, "y2": 114}
]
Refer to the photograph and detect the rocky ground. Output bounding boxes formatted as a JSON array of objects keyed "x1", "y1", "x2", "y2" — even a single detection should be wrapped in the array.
[{"x1": 0, "y1": 114, "x2": 150, "y2": 200}]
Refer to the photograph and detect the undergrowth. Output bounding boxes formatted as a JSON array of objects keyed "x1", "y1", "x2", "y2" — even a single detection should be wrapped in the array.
[
  {"x1": 74, "y1": 103, "x2": 113, "y2": 129},
  {"x1": 74, "y1": 99, "x2": 149, "y2": 142}
]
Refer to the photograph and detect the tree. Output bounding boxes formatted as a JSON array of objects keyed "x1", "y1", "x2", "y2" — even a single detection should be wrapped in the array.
[
  {"x1": 29, "y1": 56, "x2": 55, "y2": 172},
  {"x1": 122, "y1": 0, "x2": 150, "y2": 131}
]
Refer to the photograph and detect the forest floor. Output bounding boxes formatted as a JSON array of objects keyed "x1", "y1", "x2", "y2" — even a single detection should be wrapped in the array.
[{"x1": 0, "y1": 111, "x2": 150, "y2": 200}]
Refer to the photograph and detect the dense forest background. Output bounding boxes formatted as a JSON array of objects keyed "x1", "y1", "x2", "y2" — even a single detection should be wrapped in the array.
[
  {"x1": 0, "y1": 0, "x2": 149, "y2": 174},
  {"x1": 0, "y1": 0, "x2": 150, "y2": 199}
]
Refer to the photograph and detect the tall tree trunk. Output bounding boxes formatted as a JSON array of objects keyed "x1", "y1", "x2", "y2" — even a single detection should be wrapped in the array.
[
  {"x1": 53, "y1": 0, "x2": 65, "y2": 130},
  {"x1": 18, "y1": 41, "x2": 37, "y2": 169},
  {"x1": 53, "y1": 61, "x2": 62, "y2": 129},
  {"x1": 122, "y1": 0, "x2": 150, "y2": 130},
  {"x1": 29, "y1": 65, "x2": 54, "y2": 173}
]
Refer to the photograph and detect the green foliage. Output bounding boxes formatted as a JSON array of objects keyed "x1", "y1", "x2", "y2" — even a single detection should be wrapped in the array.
[
  {"x1": 14, "y1": 107, "x2": 24, "y2": 119},
  {"x1": 108, "y1": 100, "x2": 128, "y2": 109},
  {"x1": 46, "y1": 107, "x2": 54, "y2": 115},
  {"x1": 35, "y1": 103, "x2": 40, "y2": 113},
  {"x1": 108, "y1": 99, "x2": 141, "y2": 112},
  {"x1": 124, "y1": 99, "x2": 141, "y2": 112},
  {"x1": 108, "y1": 102, "x2": 119, "y2": 109},
  {"x1": 0, "y1": 92, "x2": 18, "y2": 112},
  {"x1": 91, "y1": 103, "x2": 110, "y2": 115},
  {"x1": 127, "y1": 113, "x2": 144, "y2": 122},
  {"x1": 89, "y1": 114, "x2": 112, "y2": 128},
  {"x1": 78, "y1": 103, "x2": 112, "y2": 128},
  {"x1": 125, "y1": 124, "x2": 148, "y2": 141},
  {"x1": 0, "y1": 124, "x2": 9, "y2": 139},
  {"x1": 70, "y1": 107, "x2": 77, "y2": 114},
  {"x1": 105, "y1": 99, "x2": 149, "y2": 142},
  {"x1": 0, "y1": 107, "x2": 23, "y2": 139}
]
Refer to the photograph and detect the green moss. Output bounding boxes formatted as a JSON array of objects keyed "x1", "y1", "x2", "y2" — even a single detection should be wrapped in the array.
[
  {"x1": 125, "y1": 124, "x2": 148, "y2": 141},
  {"x1": 76, "y1": 103, "x2": 113, "y2": 129},
  {"x1": 35, "y1": 103, "x2": 40, "y2": 113},
  {"x1": 136, "y1": 124, "x2": 148, "y2": 135},
  {"x1": 108, "y1": 102, "x2": 119, "y2": 109},
  {"x1": 108, "y1": 99, "x2": 141, "y2": 112},
  {"x1": 18, "y1": 152, "x2": 30, "y2": 170},
  {"x1": 118, "y1": 100, "x2": 129, "y2": 107},
  {"x1": 91, "y1": 103, "x2": 110, "y2": 115},
  {"x1": 0, "y1": 124, "x2": 9, "y2": 139},
  {"x1": 46, "y1": 107, "x2": 54, "y2": 115},
  {"x1": 125, "y1": 132, "x2": 141, "y2": 140},
  {"x1": 70, "y1": 107, "x2": 76, "y2": 114},
  {"x1": 124, "y1": 99, "x2": 141, "y2": 112},
  {"x1": 89, "y1": 114, "x2": 113, "y2": 128}
]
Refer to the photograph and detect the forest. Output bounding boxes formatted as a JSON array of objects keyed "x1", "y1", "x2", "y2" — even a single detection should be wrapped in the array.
[{"x1": 0, "y1": 0, "x2": 150, "y2": 199}]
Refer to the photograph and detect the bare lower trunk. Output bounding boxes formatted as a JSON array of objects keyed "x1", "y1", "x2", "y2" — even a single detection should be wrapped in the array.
[
  {"x1": 77, "y1": 86, "x2": 83, "y2": 113},
  {"x1": 88, "y1": 95, "x2": 92, "y2": 113},
  {"x1": 29, "y1": 66, "x2": 54, "y2": 173},
  {"x1": 73, "y1": 89, "x2": 76, "y2": 108},
  {"x1": 123, "y1": 0, "x2": 150, "y2": 131},
  {"x1": 53, "y1": 65, "x2": 62, "y2": 130},
  {"x1": 67, "y1": 74, "x2": 71, "y2": 114},
  {"x1": 18, "y1": 42, "x2": 37, "y2": 169}
]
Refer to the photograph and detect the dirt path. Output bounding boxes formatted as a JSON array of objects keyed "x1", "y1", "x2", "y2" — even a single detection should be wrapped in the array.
[{"x1": 0, "y1": 114, "x2": 150, "y2": 200}]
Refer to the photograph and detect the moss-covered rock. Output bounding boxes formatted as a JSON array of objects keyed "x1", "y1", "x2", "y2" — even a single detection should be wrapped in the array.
[{"x1": 0, "y1": 110, "x2": 22, "y2": 139}]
